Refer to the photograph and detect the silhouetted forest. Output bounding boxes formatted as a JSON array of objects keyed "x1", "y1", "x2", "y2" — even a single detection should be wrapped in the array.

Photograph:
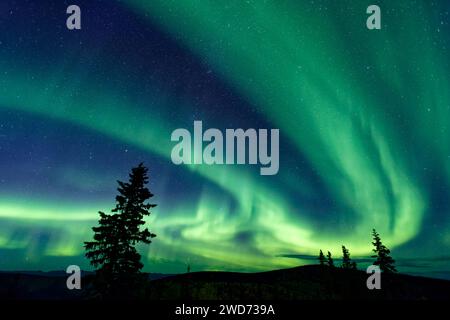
[
  {"x1": 317, "y1": 229, "x2": 396, "y2": 272},
  {"x1": 1, "y1": 164, "x2": 448, "y2": 301}
]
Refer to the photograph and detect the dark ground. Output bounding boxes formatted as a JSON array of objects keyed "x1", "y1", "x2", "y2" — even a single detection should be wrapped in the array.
[{"x1": 1, "y1": 265, "x2": 450, "y2": 300}]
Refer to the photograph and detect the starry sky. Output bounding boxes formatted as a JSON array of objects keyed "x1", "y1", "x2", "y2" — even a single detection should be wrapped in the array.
[{"x1": 1, "y1": 0, "x2": 450, "y2": 278}]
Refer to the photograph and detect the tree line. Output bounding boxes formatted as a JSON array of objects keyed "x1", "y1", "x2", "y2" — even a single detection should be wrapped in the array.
[{"x1": 317, "y1": 229, "x2": 397, "y2": 273}]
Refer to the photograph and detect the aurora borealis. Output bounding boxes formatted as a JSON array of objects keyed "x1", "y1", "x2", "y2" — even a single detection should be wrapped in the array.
[{"x1": 1, "y1": 0, "x2": 450, "y2": 278}]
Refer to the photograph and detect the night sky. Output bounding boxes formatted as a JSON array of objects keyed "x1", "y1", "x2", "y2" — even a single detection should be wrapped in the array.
[{"x1": 1, "y1": 0, "x2": 450, "y2": 278}]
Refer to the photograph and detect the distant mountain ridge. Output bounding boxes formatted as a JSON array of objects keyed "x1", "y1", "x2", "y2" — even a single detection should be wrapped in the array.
[{"x1": 0, "y1": 270, "x2": 172, "y2": 280}]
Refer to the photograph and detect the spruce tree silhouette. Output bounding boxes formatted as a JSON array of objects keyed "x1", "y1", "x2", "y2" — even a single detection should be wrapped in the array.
[
  {"x1": 326, "y1": 251, "x2": 334, "y2": 267},
  {"x1": 341, "y1": 245, "x2": 357, "y2": 269},
  {"x1": 84, "y1": 163, "x2": 157, "y2": 298},
  {"x1": 318, "y1": 250, "x2": 326, "y2": 266},
  {"x1": 371, "y1": 229, "x2": 397, "y2": 273}
]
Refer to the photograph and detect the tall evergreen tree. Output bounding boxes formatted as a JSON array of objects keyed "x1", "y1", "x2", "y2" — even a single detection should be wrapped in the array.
[
  {"x1": 326, "y1": 251, "x2": 334, "y2": 267},
  {"x1": 341, "y1": 245, "x2": 357, "y2": 269},
  {"x1": 85, "y1": 163, "x2": 157, "y2": 298},
  {"x1": 318, "y1": 250, "x2": 326, "y2": 266},
  {"x1": 371, "y1": 229, "x2": 396, "y2": 273}
]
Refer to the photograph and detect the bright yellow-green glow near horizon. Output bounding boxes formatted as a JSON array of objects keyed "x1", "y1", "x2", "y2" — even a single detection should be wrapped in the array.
[{"x1": 1, "y1": 0, "x2": 450, "y2": 275}]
